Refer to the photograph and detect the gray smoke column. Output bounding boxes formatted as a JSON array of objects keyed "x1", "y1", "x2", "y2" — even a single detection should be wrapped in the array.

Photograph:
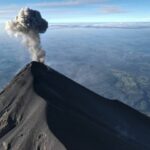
[{"x1": 5, "y1": 8, "x2": 48, "y2": 63}]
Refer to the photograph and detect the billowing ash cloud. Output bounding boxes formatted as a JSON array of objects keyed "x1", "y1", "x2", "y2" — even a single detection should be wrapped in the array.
[{"x1": 5, "y1": 8, "x2": 48, "y2": 63}]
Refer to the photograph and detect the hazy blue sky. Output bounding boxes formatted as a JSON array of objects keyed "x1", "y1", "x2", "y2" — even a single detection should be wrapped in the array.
[{"x1": 0, "y1": 0, "x2": 150, "y2": 23}]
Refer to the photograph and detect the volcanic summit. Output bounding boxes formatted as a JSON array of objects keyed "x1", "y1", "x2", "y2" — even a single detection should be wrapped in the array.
[{"x1": 0, "y1": 62, "x2": 150, "y2": 150}]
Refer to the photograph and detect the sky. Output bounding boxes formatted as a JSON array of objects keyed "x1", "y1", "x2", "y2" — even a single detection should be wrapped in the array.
[{"x1": 0, "y1": 0, "x2": 150, "y2": 23}]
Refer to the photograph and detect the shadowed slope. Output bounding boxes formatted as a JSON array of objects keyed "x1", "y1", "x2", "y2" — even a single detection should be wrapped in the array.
[{"x1": 31, "y1": 62, "x2": 150, "y2": 150}]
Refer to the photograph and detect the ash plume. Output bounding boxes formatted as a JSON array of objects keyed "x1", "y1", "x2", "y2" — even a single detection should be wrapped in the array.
[{"x1": 5, "y1": 8, "x2": 48, "y2": 63}]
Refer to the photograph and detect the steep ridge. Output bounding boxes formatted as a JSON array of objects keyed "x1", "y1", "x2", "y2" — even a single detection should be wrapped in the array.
[
  {"x1": 31, "y1": 62, "x2": 150, "y2": 150},
  {"x1": 0, "y1": 61, "x2": 150, "y2": 150}
]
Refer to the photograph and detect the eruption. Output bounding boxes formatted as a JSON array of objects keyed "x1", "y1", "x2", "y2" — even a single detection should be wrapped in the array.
[{"x1": 5, "y1": 8, "x2": 48, "y2": 63}]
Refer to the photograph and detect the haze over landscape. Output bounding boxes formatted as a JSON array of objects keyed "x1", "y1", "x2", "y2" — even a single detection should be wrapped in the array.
[{"x1": 0, "y1": 23, "x2": 150, "y2": 116}]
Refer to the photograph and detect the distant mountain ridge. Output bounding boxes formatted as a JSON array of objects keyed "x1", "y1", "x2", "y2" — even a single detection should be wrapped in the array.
[
  {"x1": 0, "y1": 61, "x2": 150, "y2": 150},
  {"x1": 50, "y1": 22, "x2": 150, "y2": 29}
]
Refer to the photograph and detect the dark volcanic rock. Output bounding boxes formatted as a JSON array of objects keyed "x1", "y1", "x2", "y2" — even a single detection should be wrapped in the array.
[
  {"x1": 0, "y1": 63, "x2": 65, "y2": 150},
  {"x1": 0, "y1": 61, "x2": 150, "y2": 150}
]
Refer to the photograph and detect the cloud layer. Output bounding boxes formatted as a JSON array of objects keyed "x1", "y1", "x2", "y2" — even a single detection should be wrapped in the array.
[
  {"x1": 101, "y1": 5, "x2": 125, "y2": 14},
  {"x1": 31, "y1": 0, "x2": 106, "y2": 7}
]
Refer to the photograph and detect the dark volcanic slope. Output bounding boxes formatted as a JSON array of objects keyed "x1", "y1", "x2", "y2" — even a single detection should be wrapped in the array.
[
  {"x1": 31, "y1": 62, "x2": 150, "y2": 150},
  {"x1": 0, "y1": 62, "x2": 150, "y2": 150}
]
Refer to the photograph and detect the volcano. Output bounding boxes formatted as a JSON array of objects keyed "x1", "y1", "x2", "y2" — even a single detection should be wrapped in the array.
[{"x1": 0, "y1": 62, "x2": 150, "y2": 150}]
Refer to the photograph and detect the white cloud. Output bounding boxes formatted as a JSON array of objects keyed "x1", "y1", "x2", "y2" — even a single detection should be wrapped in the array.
[
  {"x1": 31, "y1": 1, "x2": 79, "y2": 7},
  {"x1": 30, "y1": 0, "x2": 106, "y2": 7},
  {"x1": 0, "y1": 5, "x2": 21, "y2": 15},
  {"x1": 0, "y1": 10, "x2": 17, "y2": 15},
  {"x1": 73, "y1": 0, "x2": 106, "y2": 3},
  {"x1": 101, "y1": 5, "x2": 126, "y2": 14}
]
